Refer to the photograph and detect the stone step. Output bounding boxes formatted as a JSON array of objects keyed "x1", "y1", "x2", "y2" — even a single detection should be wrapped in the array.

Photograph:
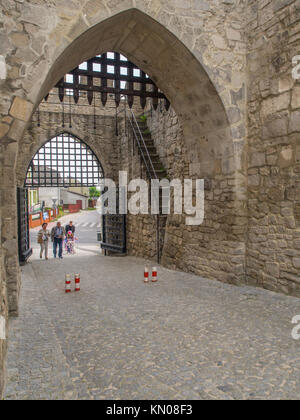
[{"x1": 133, "y1": 116, "x2": 168, "y2": 183}]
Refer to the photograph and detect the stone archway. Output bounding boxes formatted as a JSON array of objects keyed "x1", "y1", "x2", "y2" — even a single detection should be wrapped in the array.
[
  {"x1": 1, "y1": 7, "x2": 247, "y2": 315},
  {"x1": 38, "y1": 9, "x2": 235, "y2": 173},
  {"x1": 23, "y1": 131, "x2": 105, "y2": 187},
  {"x1": 17, "y1": 123, "x2": 116, "y2": 188}
]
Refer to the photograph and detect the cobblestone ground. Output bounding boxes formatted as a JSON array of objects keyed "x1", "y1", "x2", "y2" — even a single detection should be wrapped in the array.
[{"x1": 4, "y1": 240, "x2": 300, "y2": 399}]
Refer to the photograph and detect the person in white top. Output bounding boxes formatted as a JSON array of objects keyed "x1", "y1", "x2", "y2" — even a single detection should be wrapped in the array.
[{"x1": 37, "y1": 222, "x2": 50, "y2": 260}]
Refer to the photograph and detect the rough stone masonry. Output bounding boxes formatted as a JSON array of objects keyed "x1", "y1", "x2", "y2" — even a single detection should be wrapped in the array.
[{"x1": 0, "y1": 0, "x2": 300, "y2": 398}]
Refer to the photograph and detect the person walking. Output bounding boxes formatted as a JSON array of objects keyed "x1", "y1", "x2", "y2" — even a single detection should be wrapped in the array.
[
  {"x1": 51, "y1": 221, "x2": 65, "y2": 259},
  {"x1": 65, "y1": 220, "x2": 75, "y2": 234},
  {"x1": 37, "y1": 222, "x2": 50, "y2": 260}
]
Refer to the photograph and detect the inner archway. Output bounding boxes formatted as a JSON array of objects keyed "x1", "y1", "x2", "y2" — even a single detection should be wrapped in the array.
[
  {"x1": 18, "y1": 133, "x2": 105, "y2": 263},
  {"x1": 25, "y1": 133, "x2": 104, "y2": 188}
]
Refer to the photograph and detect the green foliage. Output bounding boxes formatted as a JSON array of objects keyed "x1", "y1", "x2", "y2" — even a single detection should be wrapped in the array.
[
  {"x1": 140, "y1": 114, "x2": 147, "y2": 123},
  {"x1": 89, "y1": 186, "x2": 100, "y2": 198}
]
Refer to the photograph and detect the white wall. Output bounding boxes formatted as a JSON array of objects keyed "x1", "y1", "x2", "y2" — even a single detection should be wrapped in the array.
[
  {"x1": 60, "y1": 190, "x2": 88, "y2": 209},
  {"x1": 38, "y1": 187, "x2": 59, "y2": 208},
  {"x1": 38, "y1": 188, "x2": 88, "y2": 209}
]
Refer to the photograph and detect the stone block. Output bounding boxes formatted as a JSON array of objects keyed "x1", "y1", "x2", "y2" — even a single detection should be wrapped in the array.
[
  {"x1": 0, "y1": 55, "x2": 6, "y2": 81},
  {"x1": 289, "y1": 110, "x2": 300, "y2": 133},
  {"x1": 278, "y1": 76, "x2": 293, "y2": 93},
  {"x1": 193, "y1": 0, "x2": 210, "y2": 10},
  {"x1": 248, "y1": 174, "x2": 260, "y2": 186},
  {"x1": 0, "y1": 123, "x2": 9, "y2": 139},
  {"x1": 273, "y1": 0, "x2": 294, "y2": 12},
  {"x1": 291, "y1": 86, "x2": 300, "y2": 109},
  {"x1": 262, "y1": 113, "x2": 288, "y2": 139},
  {"x1": 211, "y1": 34, "x2": 227, "y2": 50},
  {"x1": 250, "y1": 152, "x2": 265, "y2": 168},
  {"x1": 20, "y1": 3, "x2": 51, "y2": 28},
  {"x1": 296, "y1": 145, "x2": 300, "y2": 164},
  {"x1": 281, "y1": 271, "x2": 300, "y2": 284},
  {"x1": 267, "y1": 186, "x2": 285, "y2": 202},
  {"x1": 267, "y1": 153, "x2": 278, "y2": 165},
  {"x1": 293, "y1": 258, "x2": 300, "y2": 269},
  {"x1": 262, "y1": 273, "x2": 278, "y2": 292},
  {"x1": 226, "y1": 27, "x2": 242, "y2": 41},
  {"x1": 284, "y1": 216, "x2": 296, "y2": 229},
  {"x1": 8, "y1": 119, "x2": 27, "y2": 142},
  {"x1": 279, "y1": 147, "x2": 294, "y2": 168},
  {"x1": 10, "y1": 32, "x2": 30, "y2": 48},
  {"x1": 9, "y1": 97, "x2": 33, "y2": 122},
  {"x1": 227, "y1": 107, "x2": 241, "y2": 124},
  {"x1": 2, "y1": 116, "x2": 12, "y2": 124},
  {"x1": 261, "y1": 92, "x2": 290, "y2": 118}
]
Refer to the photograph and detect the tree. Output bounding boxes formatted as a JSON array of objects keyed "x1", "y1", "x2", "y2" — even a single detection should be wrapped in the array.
[{"x1": 89, "y1": 186, "x2": 100, "y2": 198}]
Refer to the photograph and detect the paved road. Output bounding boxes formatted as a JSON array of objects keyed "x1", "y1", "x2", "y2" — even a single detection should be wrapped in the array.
[{"x1": 3, "y1": 210, "x2": 300, "y2": 399}]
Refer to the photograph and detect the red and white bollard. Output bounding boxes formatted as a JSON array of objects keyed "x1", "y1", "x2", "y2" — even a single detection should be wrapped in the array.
[
  {"x1": 74, "y1": 273, "x2": 80, "y2": 292},
  {"x1": 152, "y1": 267, "x2": 158, "y2": 282},
  {"x1": 144, "y1": 267, "x2": 149, "y2": 283},
  {"x1": 65, "y1": 274, "x2": 71, "y2": 293}
]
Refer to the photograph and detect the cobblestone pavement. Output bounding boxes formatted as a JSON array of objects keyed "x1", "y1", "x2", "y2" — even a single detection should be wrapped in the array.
[{"x1": 4, "y1": 237, "x2": 300, "y2": 399}]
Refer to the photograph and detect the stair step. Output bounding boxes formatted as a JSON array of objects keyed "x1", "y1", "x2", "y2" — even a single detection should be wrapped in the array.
[
  {"x1": 131, "y1": 118, "x2": 168, "y2": 182},
  {"x1": 139, "y1": 151, "x2": 159, "y2": 159},
  {"x1": 140, "y1": 144, "x2": 156, "y2": 149}
]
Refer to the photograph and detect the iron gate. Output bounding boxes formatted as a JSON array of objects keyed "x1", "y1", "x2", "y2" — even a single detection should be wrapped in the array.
[
  {"x1": 17, "y1": 187, "x2": 32, "y2": 263},
  {"x1": 100, "y1": 188, "x2": 126, "y2": 254},
  {"x1": 101, "y1": 214, "x2": 126, "y2": 254}
]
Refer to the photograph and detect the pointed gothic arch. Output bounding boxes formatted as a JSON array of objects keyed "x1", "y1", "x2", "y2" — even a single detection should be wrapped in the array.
[
  {"x1": 4, "y1": 7, "x2": 247, "y2": 316},
  {"x1": 24, "y1": 132, "x2": 104, "y2": 188},
  {"x1": 37, "y1": 8, "x2": 234, "y2": 176}
]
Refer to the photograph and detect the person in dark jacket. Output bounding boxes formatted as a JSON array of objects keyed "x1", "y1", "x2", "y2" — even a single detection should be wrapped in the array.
[
  {"x1": 65, "y1": 221, "x2": 75, "y2": 234},
  {"x1": 51, "y1": 222, "x2": 65, "y2": 259}
]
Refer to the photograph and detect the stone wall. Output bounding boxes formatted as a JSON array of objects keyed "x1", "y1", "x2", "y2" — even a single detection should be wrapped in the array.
[
  {"x1": 0, "y1": 206, "x2": 7, "y2": 399},
  {"x1": 144, "y1": 104, "x2": 247, "y2": 285},
  {"x1": 16, "y1": 93, "x2": 121, "y2": 186},
  {"x1": 116, "y1": 100, "x2": 247, "y2": 282},
  {"x1": 246, "y1": 0, "x2": 300, "y2": 296}
]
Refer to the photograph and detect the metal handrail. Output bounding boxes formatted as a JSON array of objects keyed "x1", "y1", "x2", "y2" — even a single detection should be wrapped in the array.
[
  {"x1": 127, "y1": 117, "x2": 154, "y2": 180},
  {"x1": 128, "y1": 111, "x2": 158, "y2": 180},
  {"x1": 129, "y1": 109, "x2": 158, "y2": 178},
  {"x1": 117, "y1": 102, "x2": 158, "y2": 180}
]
